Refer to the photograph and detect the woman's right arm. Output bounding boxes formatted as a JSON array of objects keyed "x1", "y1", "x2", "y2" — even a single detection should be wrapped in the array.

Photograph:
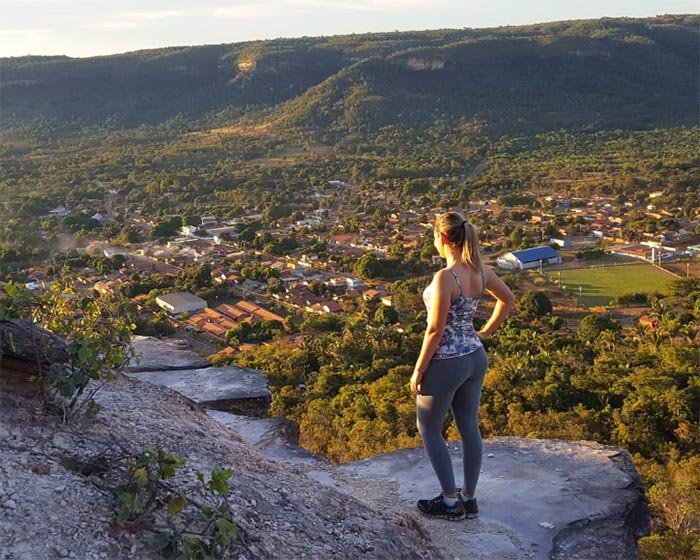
[{"x1": 477, "y1": 267, "x2": 516, "y2": 339}]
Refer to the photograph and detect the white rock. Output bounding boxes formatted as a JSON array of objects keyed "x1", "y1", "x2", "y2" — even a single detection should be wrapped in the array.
[{"x1": 539, "y1": 521, "x2": 555, "y2": 529}]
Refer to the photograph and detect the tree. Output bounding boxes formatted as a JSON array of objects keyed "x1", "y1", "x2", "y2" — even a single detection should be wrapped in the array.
[
  {"x1": 577, "y1": 314, "x2": 620, "y2": 343},
  {"x1": 375, "y1": 305, "x2": 399, "y2": 325},
  {"x1": 150, "y1": 217, "x2": 181, "y2": 239},
  {"x1": 519, "y1": 291, "x2": 552, "y2": 317},
  {"x1": 354, "y1": 254, "x2": 382, "y2": 279}
]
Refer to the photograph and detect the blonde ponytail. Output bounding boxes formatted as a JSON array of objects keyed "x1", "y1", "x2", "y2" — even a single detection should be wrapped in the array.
[
  {"x1": 461, "y1": 222, "x2": 482, "y2": 272},
  {"x1": 435, "y1": 211, "x2": 482, "y2": 271}
]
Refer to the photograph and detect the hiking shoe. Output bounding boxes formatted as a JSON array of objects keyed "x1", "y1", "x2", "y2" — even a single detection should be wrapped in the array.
[
  {"x1": 416, "y1": 494, "x2": 466, "y2": 521},
  {"x1": 456, "y1": 489, "x2": 479, "y2": 518}
]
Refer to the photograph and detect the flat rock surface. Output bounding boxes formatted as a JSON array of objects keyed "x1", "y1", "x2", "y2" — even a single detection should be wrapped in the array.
[
  {"x1": 126, "y1": 336, "x2": 210, "y2": 372},
  {"x1": 210, "y1": 414, "x2": 649, "y2": 560},
  {"x1": 127, "y1": 366, "x2": 270, "y2": 404},
  {"x1": 207, "y1": 411, "x2": 324, "y2": 465},
  {"x1": 334, "y1": 438, "x2": 648, "y2": 560}
]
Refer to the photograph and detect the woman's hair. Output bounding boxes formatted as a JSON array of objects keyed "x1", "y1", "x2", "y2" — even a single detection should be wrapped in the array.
[{"x1": 435, "y1": 211, "x2": 482, "y2": 271}]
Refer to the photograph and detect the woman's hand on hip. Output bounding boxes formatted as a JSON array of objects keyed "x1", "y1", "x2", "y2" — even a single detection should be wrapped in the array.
[
  {"x1": 410, "y1": 369, "x2": 424, "y2": 396},
  {"x1": 476, "y1": 330, "x2": 489, "y2": 341}
]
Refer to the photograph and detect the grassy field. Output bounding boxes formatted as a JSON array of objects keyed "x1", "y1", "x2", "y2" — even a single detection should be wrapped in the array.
[{"x1": 547, "y1": 263, "x2": 677, "y2": 307}]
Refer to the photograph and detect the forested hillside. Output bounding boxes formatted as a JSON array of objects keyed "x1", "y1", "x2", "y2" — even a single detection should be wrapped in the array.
[{"x1": 2, "y1": 15, "x2": 698, "y2": 136}]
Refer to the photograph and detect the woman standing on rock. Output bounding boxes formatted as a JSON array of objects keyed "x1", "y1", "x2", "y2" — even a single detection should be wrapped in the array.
[{"x1": 411, "y1": 211, "x2": 515, "y2": 521}]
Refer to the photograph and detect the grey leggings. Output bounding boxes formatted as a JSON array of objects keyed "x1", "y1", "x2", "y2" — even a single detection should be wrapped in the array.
[{"x1": 416, "y1": 347, "x2": 488, "y2": 497}]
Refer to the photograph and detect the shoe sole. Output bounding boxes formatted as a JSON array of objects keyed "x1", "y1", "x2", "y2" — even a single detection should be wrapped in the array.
[{"x1": 418, "y1": 510, "x2": 466, "y2": 522}]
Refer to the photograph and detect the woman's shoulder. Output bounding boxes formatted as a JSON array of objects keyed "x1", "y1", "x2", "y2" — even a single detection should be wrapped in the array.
[{"x1": 432, "y1": 268, "x2": 454, "y2": 284}]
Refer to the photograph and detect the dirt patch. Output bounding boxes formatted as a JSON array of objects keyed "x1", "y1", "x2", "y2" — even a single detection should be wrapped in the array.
[{"x1": 187, "y1": 122, "x2": 272, "y2": 138}]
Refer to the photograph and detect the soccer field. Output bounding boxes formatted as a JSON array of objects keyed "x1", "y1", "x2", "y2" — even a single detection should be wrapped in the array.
[{"x1": 549, "y1": 264, "x2": 677, "y2": 307}]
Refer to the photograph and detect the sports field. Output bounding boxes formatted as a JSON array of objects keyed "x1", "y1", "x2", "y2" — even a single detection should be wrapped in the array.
[{"x1": 548, "y1": 263, "x2": 677, "y2": 307}]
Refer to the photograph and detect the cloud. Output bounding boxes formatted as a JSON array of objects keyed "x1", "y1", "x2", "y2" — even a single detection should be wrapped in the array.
[
  {"x1": 286, "y1": 0, "x2": 446, "y2": 10},
  {"x1": 80, "y1": 9, "x2": 187, "y2": 32},
  {"x1": 0, "y1": 27, "x2": 51, "y2": 39},
  {"x1": 122, "y1": 10, "x2": 187, "y2": 22},
  {"x1": 87, "y1": 21, "x2": 140, "y2": 32},
  {"x1": 211, "y1": 0, "x2": 444, "y2": 18},
  {"x1": 213, "y1": 4, "x2": 276, "y2": 19}
]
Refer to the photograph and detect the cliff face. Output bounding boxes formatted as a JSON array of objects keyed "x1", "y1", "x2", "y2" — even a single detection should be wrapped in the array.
[{"x1": 0, "y1": 336, "x2": 650, "y2": 560}]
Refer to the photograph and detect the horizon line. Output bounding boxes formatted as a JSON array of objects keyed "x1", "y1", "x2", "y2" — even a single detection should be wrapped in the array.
[{"x1": 2, "y1": 12, "x2": 696, "y2": 60}]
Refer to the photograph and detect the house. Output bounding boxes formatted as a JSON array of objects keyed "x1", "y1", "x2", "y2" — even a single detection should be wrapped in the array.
[
  {"x1": 321, "y1": 301, "x2": 342, "y2": 314},
  {"x1": 103, "y1": 246, "x2": 129, "y2": 258},
  {"x1": 218, "y1": 301, "x2": 284, "y2": 324},
  {"x1": 215, "y1": 346, "x2": 237, "y2": 358},
  {"x1": 497, "y1": 246, "x2": 562, "y2": 270},
  {"x1": 216, "y1": 303, "x2": 250, "y2": 322},
  {"x1": 549, "y1": 238, "x2": 571, "y2": 249},
  {"x1": 362, "y1": 288, "x2": 385, "y2": 301},
  {"x1": 187, "y1": 308, "x2": 240, "y2": 339},
  {"x1": 48, "y1": 206, "x2": 70, "y2": 217},
  {"x1": 93, "y1": 279, "x2": 123, "y2": 295},
  {"x1": 156, "y1": 292, "x2": 207, "y2": 315},
  {"x1": 24, "y1": 279, "x2": 42, "y2": 291},
  {"x1": 610, "y1": 245, "x2": 653, "y2": 261},
  {"x1": 201, "y1": 216, "x2": 218, "y2": 227}
]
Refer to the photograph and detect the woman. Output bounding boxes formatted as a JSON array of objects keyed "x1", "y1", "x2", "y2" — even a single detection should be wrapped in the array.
[{"x1": 411, "y1": 211, "x2": 515, "y2": 521}]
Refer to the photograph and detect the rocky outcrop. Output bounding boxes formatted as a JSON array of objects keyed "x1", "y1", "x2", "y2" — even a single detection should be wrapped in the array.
[
  {"x1": 338, "y1": 439, "x2": 650, "y2": 560},
  {"x1": 127, "y1": 366, "x2": 271, "y2": 415},
  {"x1": 0, "y1": 319, "x2": 69, "y2": 395},
  {"x1": 211, "y1": 408, "x2": 651, "y2": 560},
  {"x1": 0, "y1": 376, "x2": 444, "y2": 560},
  {"x1": 127, "y1": 336, "x2": 210, "y2": 372},
  {"x1": 404, "y1": 57, "x2": 447, "y2": 70},
  {"x1": 0, "y1": 335, "x2": 650, "y2": 559},
  {"x1": 125, "y1": 337, "x2": 270, "y2": 415},
  {"x1": 207, "y1": 410, "x2": 321, "y2": 466}
]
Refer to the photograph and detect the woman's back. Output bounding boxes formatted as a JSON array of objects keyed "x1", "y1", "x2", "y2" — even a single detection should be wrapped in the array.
[{"x1": 423, "y1": 265, "x2": 485, "y2": 359}]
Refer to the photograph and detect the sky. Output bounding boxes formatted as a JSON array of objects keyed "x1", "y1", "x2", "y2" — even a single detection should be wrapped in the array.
[{"x1": 0, "y1": 0, "x2": 697, "y2": 58}]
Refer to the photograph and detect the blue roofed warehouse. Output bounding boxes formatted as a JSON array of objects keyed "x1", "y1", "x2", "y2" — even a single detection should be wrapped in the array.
[{"x1": 496, "y1": 246, "x2": 562, "y2": 270}]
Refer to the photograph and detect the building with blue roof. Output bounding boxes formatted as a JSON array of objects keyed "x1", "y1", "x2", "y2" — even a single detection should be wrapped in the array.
[{"x1": 497, "y1": 245, "x2": 562, "y2": 270}]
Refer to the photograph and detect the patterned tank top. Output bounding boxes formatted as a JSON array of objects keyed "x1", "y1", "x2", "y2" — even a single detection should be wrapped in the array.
[{"x1": 422, "y1": 267, "x2": 485, "y2": 360}]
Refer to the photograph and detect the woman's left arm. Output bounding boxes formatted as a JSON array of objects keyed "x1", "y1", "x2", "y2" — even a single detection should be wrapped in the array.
[{"x1": 411, "y1": 271, "x2": 451, "y2": 395}]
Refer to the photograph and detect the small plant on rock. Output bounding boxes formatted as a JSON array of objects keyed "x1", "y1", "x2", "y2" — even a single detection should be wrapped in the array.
[{"x1": 114, "y1": 448, "x2": 241, "y2": 560}]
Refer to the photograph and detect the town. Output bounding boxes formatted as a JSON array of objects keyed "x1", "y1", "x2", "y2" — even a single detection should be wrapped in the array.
[{"x1": 15, "y1": 175, "x2": 699, "y2": 360}]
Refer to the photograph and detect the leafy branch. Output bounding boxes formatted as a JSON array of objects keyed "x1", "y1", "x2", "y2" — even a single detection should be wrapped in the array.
[{"x1": 114, "y1": 448, "x2": 244, "y2": 560}]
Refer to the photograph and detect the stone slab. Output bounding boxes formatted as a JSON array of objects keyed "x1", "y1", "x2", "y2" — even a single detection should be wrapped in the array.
[
  {"x1": 126, "y1": 336, "x2": 210, "y2": 372},
  {"x1": 126, "y1": 366, "x2": 270, "y2": 405}
]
